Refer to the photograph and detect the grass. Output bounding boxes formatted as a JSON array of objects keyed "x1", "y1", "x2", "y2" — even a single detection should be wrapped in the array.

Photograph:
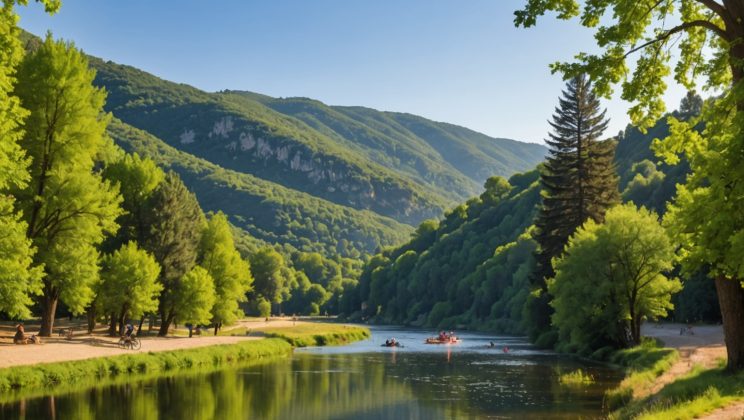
[
  {"x1": 615, "y1": 362, "x2": 744, "y2": 419},
  {"x1": 0, "y1": 322, "x2": 370, "y2": 401},
  {"x1": 603, "y1": 339, "x2": 679, "y2": 411},
  {"x1": 558, "y1": 369, "x2": 595, "y2": 386},
  {"x1": 260, "y1": 323, "x2": 370, "y2": 347},
  {"x1": 0, "y1": 338, "x2": 291, "y2": 399}
]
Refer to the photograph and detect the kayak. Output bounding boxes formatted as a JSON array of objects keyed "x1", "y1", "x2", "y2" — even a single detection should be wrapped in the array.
[
  {"x1": 381, "y1": 342, "x2": 403, "y2": 347},
  {"x1": 425, "y1": 337, "x2": 460, "y2": 344}
]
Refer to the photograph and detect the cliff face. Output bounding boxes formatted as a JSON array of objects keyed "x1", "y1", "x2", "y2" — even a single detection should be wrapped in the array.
[{"x1": 90, "y1": 58, "x2": 544, "y2": 226}]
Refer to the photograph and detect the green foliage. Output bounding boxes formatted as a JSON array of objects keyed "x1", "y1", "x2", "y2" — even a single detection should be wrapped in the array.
[
  {"x1": 107, "y1": 118, "x2": 412, "y2": 259},
  {"x1": 558, "y1": 369, "x2": 595, "y2": 387},
  {"x1": 199, "y1": 212, "x2": 253, "y2": 326},
  {"x1": 102, "y1": 153, "x2": 165, "y2": 247},
  {"x1": 142, "y1": 171, "x2": 205, "y2": 333},
  {"x1": 550, "y1": 204, "x2": 681, "y2": 351},
  {"x1": 173, "y1": 266, "x2": 216, "y2": 325},
  {"x1": 250, "y1": 247, "x2": 289, "y2": 306},
  {"x1": 0, "y1": 338, "x2": 292, "y2": 395},
  {"x1": 349, "y1": 170, "x2": 542, "y2": 328},
  {"x1": 531, "y1": 75, "x2": 620, "y2": 337},
  {"x1": 13, "y1": 35, "x2": 123, "y2": 333},
  {"x1": 99, "y1": 242, "x2": 162, "y2": 320},
  {"x1": 261, "y1": 324, "x2": 370, "y2": 347}
]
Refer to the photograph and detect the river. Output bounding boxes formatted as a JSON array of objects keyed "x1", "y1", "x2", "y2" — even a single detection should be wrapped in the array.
[{"x1": 0, "y1": 326, "x2": 623, "y2": 419}]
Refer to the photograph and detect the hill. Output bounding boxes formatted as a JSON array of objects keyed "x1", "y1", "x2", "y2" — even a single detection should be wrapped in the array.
[{"x1": 107, "y1": 118, "x2": 413, "y2": 258}]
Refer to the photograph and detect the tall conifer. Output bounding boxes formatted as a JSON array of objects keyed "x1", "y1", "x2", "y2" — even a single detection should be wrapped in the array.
[
  {"x1": 142, "y1": 171, "x2": 205, "y2": 336},
  {"x1": 529, "y1": 75, "x2": 620, "y2": 338}
]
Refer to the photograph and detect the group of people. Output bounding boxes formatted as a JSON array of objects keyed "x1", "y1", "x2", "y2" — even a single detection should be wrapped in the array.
[
  {"x1": 13, "y1": 324, "x2": 41, "y2": 345},
  {"x1": 384, "y1": 337, "x2": 399, "y2": 347},
  {"x1": 438, "y1": 331, "x2": 456, "y2": 341}
]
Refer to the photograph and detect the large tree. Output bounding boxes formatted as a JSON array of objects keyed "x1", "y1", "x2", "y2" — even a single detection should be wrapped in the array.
[
  {"x1": 99, "y1": 241, "x2": 162, "y2": 335},
  {"x1": 199, "y1": 212, "x2": 253, "y2": 334},
  {"x1": 142, "y1": 171, "x2": 205, "y2": 336},
  {"x1": 14, "y1": 35, "x2": 123, "y2": 336},
  {"x1": 550, "y1": 204, "x2": 681, "y2": 351},
  {"x1": 0, "y1": 1, "x2": 59, "y2": 319},
  {"x1": 102, "y1": 152, "x2": 164, "y2": 248},
  {"x1": 515, "y1": 0, "x2": 744, "y2": 371},
  {"x1": 529, "y1": 75, "x2": 620, "y2": 339}
]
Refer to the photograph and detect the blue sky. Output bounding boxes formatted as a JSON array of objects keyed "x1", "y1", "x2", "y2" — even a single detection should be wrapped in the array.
[{"x1": 18, "y1": 0, "x2": 688, "y2": 144}]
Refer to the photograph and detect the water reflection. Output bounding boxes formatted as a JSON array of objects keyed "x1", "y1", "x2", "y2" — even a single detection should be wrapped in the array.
[{"x1": 1, "y1": 328, "x2": 622, "y2": 419}]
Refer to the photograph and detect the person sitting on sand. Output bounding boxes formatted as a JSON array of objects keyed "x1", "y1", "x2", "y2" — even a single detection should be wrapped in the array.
[{"x1": 13, "y1": 324, "x2": 40, "y2": 345}]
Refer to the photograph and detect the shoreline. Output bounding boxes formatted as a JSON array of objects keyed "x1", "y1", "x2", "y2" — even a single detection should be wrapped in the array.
[{"x1": 0, "y1": 321, "x2": 370, "y2": 399}]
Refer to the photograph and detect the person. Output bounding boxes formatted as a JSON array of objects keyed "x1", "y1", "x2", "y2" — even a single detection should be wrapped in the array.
[
  {"x1": 13, "y1": 324, "x2": 27, "y2": 344},
  {"x1": 489, "y1": 341, "x2": 495, "y2": 348},
  {"x1": 503, "y1": 346, "x2": 509, "y2": 353},
  {"x1": 125, "y1": 324, "x2": 134, "y2": 337},
  {"x1": 14, "y1": 324, "x2": 40, "y2": 345},
  {"x1": 385, "y1": 339, "x2": 391, "y2": 346},
  {"x1": 391, "y1": 338, "x2": 396, "y2": 346}
]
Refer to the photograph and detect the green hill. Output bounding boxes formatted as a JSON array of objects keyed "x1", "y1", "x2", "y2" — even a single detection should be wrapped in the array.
[
  {"x1": 86, "y1": 58, "x2": 544, "y2": 225},
  {"x1": 107, "y1": 118, "x2": 413, "y2": 258},
  {"x1": 345, "y1": 106, "x2": 698, "y2": 329}
]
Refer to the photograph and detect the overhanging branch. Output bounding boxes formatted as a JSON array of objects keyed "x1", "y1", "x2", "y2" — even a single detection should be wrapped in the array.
[{"x1": 624, "y1": 19, "x2": 729, "y2": 59}]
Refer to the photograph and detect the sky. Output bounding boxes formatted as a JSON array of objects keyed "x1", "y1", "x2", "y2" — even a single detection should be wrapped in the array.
[{"x1": 17, "y1": 0, "x2": 689, "y2": 144}]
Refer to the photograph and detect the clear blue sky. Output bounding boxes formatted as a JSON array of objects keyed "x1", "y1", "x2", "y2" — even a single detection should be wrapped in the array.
[{"x1": 18, "y1": 0, "x2": 687, "y2": 144}]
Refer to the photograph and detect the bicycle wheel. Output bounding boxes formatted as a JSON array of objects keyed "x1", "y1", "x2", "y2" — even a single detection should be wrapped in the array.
[
  {"x1": 132, "y1": 338, "x2": 141, "y2": 350},
  {"x1": 118, "y1": 338, "x2": 126, "y2": 349}
]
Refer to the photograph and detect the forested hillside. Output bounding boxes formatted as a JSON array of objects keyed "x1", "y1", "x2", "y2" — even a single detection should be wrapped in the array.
[
  {"x1": 88, "y1": 58, "x2": 545, "y2": 226},
  {"x1": 107, "y1": 118, "x2": 413, "y2": 259},
  {"x1": 346, "y1": 98, "x2": 717, "y2": 331}
]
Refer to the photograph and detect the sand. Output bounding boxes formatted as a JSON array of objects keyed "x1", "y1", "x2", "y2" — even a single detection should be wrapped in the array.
[{"x1": 0, "y1": 318, "x2": 306, "y2": 369}]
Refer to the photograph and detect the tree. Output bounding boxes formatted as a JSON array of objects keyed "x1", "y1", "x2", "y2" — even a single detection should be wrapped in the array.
[
  {"x1": 0, "y1": 1, "x2": 59, "y2": 319},
  {"x1": 199, "y1": 212, "x2": 253, "y2": 334},
  {"x1": 13, "y1": 35, "x2": 123, "y2": 336},
  {"x1": 143, "y1": 171, "x2": 205, "y2": 336},
  {"x1": 530, "y1": 75, "x2": 620, "y2": 339},
  {"x1": 549, "y1": 204, "x2": 681, "y2": 352},
  {"x1": 172, "y1": 266, "x2": 216, "y2": 326},
  {"x1": 515, "y1": 0, "x2": 744, "y2": 371},
  {"x1": 102, "y1": 153, "x2": 164, "y2": 248},
  {"x1": 99, "y1": 242, "x2": 162, "y2": 335},
  {"x1": 250, "y1": 247, "x2": 288, "y2": 309}
]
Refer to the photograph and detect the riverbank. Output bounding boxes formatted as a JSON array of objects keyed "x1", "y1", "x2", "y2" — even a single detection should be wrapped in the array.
[
  {"x1": 0, "y1": 320, "x2": 370, "y2": 397},
  {"x1": 607, "y1": 323, "x2": 744, "y2": 419}
]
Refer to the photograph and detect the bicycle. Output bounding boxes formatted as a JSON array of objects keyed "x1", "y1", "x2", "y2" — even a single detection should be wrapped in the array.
[{"x1": 118, "y1": 334, "x2": 141, "y2": 350}]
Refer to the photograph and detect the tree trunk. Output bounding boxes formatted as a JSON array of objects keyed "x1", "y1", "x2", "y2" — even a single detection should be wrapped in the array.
[
  {"x1": 714, "y1": 275, "x2": 744, "y2": 371},
  {"x1": 39, "y1": 293, "x2": 58, "y2": 337},
  {"x1": 137, "y1": 317, "x2": 145, "y2": 333},
  {"x1": 117, "y1": 312, "x2": 125, "y2": 336},
  {"x1": 108, "y1": 313, "x2": 117, "y2": 336},
  {"x1": 214, "y1": 322, "x2": 221, "y2": 336},
  {"x1": 86, "y1": 307, "x2": 96, "y2": 333},
  {"x1": 158, "y1": 311, "x2": 174, "y2": 337}
]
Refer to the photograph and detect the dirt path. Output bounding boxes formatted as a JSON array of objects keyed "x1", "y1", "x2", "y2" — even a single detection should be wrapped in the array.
[
  {"x1": 641, "y1": 323, "x2": 744, "y2": 419},
  {"x1": 641, "y1": 323, "x2": 726, "y2": 397},
  {"x1": 0, "y1": 318, "x2": 312, "y2": 369}
]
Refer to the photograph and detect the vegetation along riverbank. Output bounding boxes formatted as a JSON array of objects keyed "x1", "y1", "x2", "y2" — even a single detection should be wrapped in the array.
[{"x1": 0, "y1": 322, "x2": 369, "y2": 399}]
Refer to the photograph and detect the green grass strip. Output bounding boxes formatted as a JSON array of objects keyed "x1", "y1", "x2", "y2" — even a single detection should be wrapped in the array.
[
  {"x1": 262, "y1": 324, "x2": 370, "y2": 347},
  {"x1": 0, "y1": 338, "x2": 291, "y2": 396}
]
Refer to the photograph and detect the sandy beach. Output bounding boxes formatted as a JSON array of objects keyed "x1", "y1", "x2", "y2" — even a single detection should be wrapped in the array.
[{"x1": 0, "y1": 318, "x2": 305, "y2": 369}]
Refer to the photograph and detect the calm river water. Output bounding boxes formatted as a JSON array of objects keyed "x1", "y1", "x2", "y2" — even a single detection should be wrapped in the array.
[{"x1": 0, "y1": 326, "x2": 623, "y2": 419}]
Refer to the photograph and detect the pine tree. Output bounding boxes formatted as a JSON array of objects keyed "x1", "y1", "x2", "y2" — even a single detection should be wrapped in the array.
[
  {"x1": 142, "y1": 171, "x2": 205, "y2": 336},
  {"x1": 14, "y1": 36, "x2": 123, "y2": 336},
  {"x1": 528, "y1": 75, "x2": 620, "y2": 339}
]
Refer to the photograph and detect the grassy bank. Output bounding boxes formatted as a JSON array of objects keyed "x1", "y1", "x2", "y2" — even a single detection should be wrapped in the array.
[
  {"x1": 0, "y1": 338, "x2": 292, "y2": 396},
  {"x1": 604, "y1": 340, "x2": 680, "y2": 410},
  {"x1": 612, "y1": 362, "x2": 744, "y2": 419},
  {"x1": 261, "y1": 323, "x2": 370, "y2": 347}
]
